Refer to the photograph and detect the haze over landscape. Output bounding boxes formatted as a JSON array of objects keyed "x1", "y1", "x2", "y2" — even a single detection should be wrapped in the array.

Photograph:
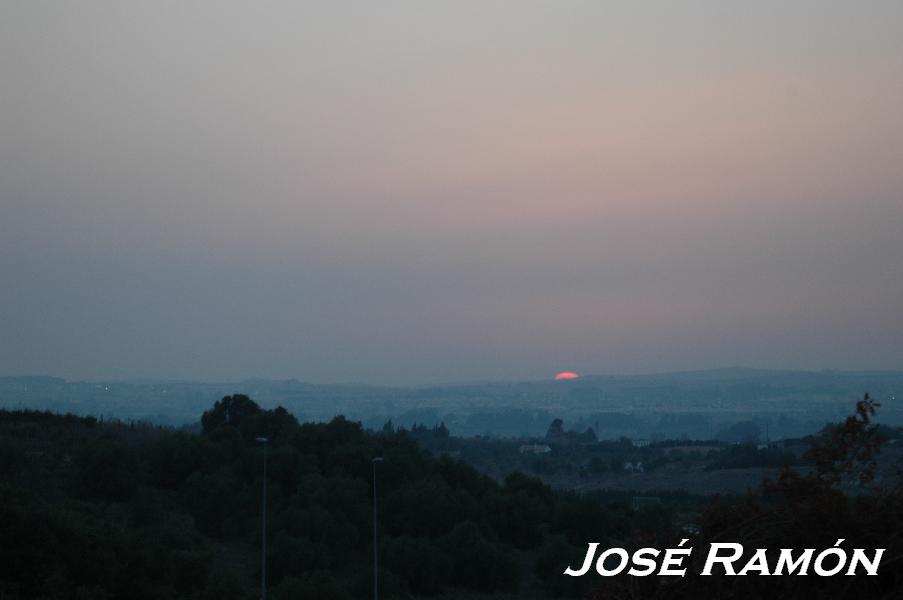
[{"x1": 3, "y1": 2, "x2": 903, "y2": 386}]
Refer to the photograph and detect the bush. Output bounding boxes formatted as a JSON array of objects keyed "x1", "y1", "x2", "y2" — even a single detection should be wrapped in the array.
[
  {"x1": 534, "y1": 535, "x2": 586, "y2": 598},
  {"x1": 73, "y1": 439, "x2": 139, "y2": 501},
  {"x1": 441, "y1": 521, "x2": 519, "y2": 592},
  {"x1": 383, "y1": 535, "x2": 452, "y2": 594}
]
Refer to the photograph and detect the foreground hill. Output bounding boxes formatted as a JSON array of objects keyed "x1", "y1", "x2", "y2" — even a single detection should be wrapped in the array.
[
  {"x1": 0, "y1": 397, "x2": 671, "y2": 599},
  {"x1": 1, "y1": 394, "x2": 900, "y2": 599}
]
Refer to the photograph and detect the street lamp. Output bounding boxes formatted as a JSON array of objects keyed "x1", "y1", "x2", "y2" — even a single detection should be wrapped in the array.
[
  {"x1": 372, "y1": 456, "x2": 384, "y2": 600},
  {"x1": 256, "y1": 437, "x2": 269, "y2": 600}
]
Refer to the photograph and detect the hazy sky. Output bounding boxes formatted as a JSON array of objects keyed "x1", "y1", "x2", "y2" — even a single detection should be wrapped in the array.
[{"x1": 2, "y1": 2, "x2": 902, "y2": 384}]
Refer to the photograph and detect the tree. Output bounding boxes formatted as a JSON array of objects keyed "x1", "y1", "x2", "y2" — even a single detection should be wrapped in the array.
[
  {"x1": 201, "y1": 394, "x2": 262, "y2": 435},
  {"x1": 441, "y1": 521, "x2": 519, "y2": 592},
  {"x1": 73, "y1": 439, "x2": 138, "y2": 501},
  {"x1": 589, "y1": 395, "x2": 902, "y2": 599},
  {"x1": 383, "y1": 535, "x2": 451, "y2": 594},
  {"x1": 807, "y1": 393, "x2": 885, "y2": 488}
]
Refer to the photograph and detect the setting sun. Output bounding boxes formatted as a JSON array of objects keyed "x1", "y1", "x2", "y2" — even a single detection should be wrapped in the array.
[{"x1": 554, "y1": 371, "x2": 579, "y2": 381}]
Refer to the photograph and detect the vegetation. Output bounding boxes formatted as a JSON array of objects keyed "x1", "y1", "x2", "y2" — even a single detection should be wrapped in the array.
[
  {"x1": 589, "y1": 394, "x2": 903, "y2": 599},
  {"x1": 0, "y1": 394, "x2": 898, "y2": 598},
  {"x1": 0, "y1": 398, "x2": 674, "y2": 599}
]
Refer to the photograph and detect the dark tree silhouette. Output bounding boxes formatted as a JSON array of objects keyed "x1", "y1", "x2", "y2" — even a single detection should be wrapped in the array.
[{"x1": 201, "y1": 393, "x2": 262, "y2": 434}]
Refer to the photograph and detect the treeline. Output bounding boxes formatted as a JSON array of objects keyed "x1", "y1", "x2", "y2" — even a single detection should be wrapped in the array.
[
  {"x1": 406, "y1": 427, "x2": 801, "y2": 481},
  {"x1": 0, "y1": 397, "x2": 676, "y2": 599},
  {"x1": 2, "y1": 395, "x2": 898, "y2": 599}
]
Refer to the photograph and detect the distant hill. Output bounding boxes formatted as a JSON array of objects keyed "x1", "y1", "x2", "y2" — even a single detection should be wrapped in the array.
[{"x1": 1, "y1": 369, "x2": 901, "y2": 438}]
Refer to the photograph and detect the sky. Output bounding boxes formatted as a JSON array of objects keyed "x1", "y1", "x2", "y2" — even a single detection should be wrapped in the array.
[{"x1": 2, "y1": 1, "x2": 902, "y2": 384}]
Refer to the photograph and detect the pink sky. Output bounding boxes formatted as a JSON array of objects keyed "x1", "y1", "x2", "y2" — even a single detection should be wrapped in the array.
[{"x1": 3, "y1": 2, "x2": 902, "y2": 383}]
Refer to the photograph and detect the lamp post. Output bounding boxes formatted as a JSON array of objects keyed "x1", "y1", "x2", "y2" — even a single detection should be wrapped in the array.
[
  {"x1": 256, "y1": 437, "x2": 269, "y2": 600},
  {"x1": 372, "y1": 456, "x2": 384, "y2": 600}
]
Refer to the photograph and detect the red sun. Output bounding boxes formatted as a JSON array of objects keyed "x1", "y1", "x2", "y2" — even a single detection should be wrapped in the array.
[{"x1": 554, "y1": 371, "x2": 579, "y2": 380}]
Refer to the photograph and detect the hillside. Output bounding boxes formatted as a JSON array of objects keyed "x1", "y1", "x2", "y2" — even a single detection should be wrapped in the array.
[
  {"x1": 1, "y1": 394, "x2": 900, "y2": 599},
  {"x1": 0, "y1": 399, "x2": 671, "y2": 599}
]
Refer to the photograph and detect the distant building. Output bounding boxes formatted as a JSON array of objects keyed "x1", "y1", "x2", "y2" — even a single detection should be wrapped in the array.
[
  {"x1": 631, "y1": 439, "x2": 651, "y2": 448},
  {"x1": 519, "y1": 444, "x2": 552, "y2": 455}
]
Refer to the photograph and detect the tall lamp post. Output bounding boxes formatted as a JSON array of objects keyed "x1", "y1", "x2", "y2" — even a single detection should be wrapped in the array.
[
  {"x1": 256, "y1": 437, "x2": 269, "y2": 600},
  {"x1": 372, "y1": 456, "x2": 384, "y2": 600}
]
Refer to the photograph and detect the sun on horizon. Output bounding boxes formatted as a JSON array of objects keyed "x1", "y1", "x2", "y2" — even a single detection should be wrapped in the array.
[{"x1": 554, "y1": 371, "x2": 579, "y2": 381}]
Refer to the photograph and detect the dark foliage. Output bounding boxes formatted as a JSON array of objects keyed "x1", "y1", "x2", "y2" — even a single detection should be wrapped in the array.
[
  {"x1": 589, "y1": 394, "x2": 903, "y2": 599},
  {"x1": 4, "y1": 394, "x2": 895, "y2": 599},
  {"x1": 0, "y1": 399, "x2": 667, "y2": 599},
  {"x1": 705, "y1": 444, "x2": 797, "y2": 470}
]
